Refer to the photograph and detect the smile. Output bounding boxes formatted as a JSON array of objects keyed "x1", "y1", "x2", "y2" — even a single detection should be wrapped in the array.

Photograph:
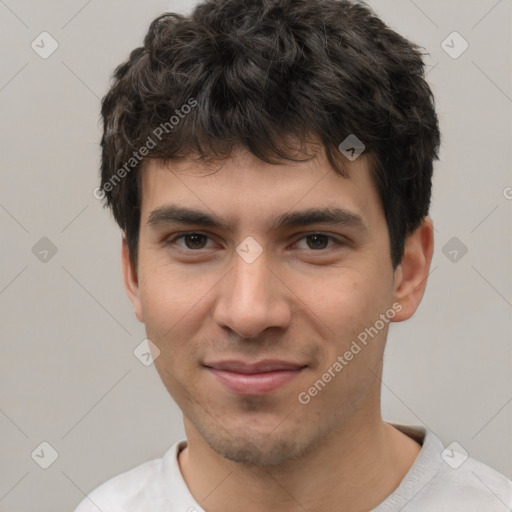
[{"x1": 204, "y1": 360, "x2": 307, "y2": 396}]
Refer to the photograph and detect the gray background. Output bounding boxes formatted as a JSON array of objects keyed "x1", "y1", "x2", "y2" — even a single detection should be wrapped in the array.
[{"x1": 0, "y1": 1, "x2": 511, "y2": 511}]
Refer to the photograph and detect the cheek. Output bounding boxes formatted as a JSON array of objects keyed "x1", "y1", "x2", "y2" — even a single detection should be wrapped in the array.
[
  {"x1": 138, "y1": 262, "x2": 199, "y2": 332},
  {"x1": 305, "y1": 269, "x2": 392, "y2": 351},
  {"x1": 309, "y1": 272, "x2": 368, "y2": 324},
  {"x1": 138, "y1": 266, "x2": 209, "y2": 366},
  {"x1": 140, "y1": 285, "x2": 175, "y2": 335}
]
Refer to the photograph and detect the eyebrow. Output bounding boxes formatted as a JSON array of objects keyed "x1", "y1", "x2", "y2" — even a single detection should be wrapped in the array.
[{"x1": 147, "y1": 204, "x2": 369, "y2": 234}]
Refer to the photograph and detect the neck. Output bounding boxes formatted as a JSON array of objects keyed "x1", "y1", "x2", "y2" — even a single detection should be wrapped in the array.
[{"x1": 178, "y1": 412, "x2": 421, "y2": 512}]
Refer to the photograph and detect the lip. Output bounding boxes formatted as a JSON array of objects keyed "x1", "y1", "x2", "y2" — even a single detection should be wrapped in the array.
[{"x1": 204, "y1": 360, "x2": 306, "y2": 396}]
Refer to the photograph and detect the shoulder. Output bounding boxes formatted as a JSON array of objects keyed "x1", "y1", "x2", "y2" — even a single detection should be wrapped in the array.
[
  {"x1": 384, "y1": 424, "x2": 512, "y2": 511},
  {"x1": 426, "y1": 455, "x2": 512, "y2": 510},
  {"x1": 73, "y1": 443, "x2": 182, "y2": 512}
]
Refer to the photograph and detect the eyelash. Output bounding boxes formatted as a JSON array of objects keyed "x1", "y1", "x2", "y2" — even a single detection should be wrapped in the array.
[{"x1": 165, "y1": 231, "x2": 345, "y2": 254}]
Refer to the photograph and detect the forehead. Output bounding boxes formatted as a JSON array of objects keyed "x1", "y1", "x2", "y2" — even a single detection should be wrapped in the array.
[{"x1": 138, "y1": 149, "x2": 383, "y2": 232}]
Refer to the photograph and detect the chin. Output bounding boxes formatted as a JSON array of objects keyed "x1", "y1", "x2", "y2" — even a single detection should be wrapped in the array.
[{"x1": 194, "y1": 417, "x2": 321, "y2": 466}]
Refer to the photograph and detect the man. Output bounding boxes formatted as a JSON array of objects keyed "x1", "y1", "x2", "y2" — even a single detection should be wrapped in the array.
[{"x1": 77, "y1": 0, "x2": 512, "y2": 510}]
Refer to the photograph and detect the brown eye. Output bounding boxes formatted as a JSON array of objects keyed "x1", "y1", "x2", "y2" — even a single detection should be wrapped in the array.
[
  {"x1": 305, "y1": 234, "x2": 330, "y2": 250},
  {"x1": 167, "y1": 232, "x2": 214, "y2": 252},
  {"x1": 294, "y1": 233, "x2": 342, "y2": 251},
  {"x1": 183, "y1": 233, "x2": 208, "y2": 249}
]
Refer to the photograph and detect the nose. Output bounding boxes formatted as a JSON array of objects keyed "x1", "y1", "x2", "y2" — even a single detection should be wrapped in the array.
[{"x1": 213, "y1": 249, "x2": 292, "y2": 340}]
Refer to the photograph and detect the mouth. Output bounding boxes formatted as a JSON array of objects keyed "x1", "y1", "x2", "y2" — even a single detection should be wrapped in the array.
[{"x1": 203, "y1": 360, "x2": 307, "y2": 396}]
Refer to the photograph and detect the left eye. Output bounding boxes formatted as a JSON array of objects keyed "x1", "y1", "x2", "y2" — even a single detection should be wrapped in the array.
[{"x1": 293, "y1": 234, "x2": 341, "y2": 251}]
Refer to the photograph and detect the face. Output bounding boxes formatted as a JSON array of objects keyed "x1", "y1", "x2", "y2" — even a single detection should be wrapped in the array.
[{"x1": 123, "y1": 147, "x2": 426, "y2": 466}]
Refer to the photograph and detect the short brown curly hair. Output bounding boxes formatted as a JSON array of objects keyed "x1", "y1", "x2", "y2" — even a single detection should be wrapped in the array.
[{"x1": 98, "y1": 0, "x2": 440, "y2": 270}]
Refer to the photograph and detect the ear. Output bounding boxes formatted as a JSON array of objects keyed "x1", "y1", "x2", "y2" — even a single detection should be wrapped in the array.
[
  {"x1": 121, "y1": 237, "x2": 144, "y2": 323},
  {"x1": 391, "y1": 216, "x2": 434, "y2": 322}
]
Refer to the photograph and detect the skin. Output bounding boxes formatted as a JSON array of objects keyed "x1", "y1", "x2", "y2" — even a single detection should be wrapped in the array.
[{"x1": 122, "y1": 145, "x2": 434, "y2": 511}]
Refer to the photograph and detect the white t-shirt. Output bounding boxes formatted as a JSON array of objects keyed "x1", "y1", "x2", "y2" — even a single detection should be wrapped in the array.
[{"x1": 74, "y1": 423, "x2": 512, "y2": 511}]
